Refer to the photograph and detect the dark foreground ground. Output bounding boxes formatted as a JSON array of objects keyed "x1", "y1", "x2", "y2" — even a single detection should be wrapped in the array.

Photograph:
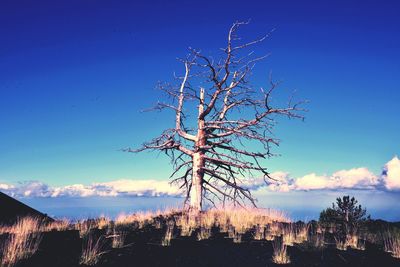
[{"x1": 13, "y1": 223, "x2": 400, "y2": 267}]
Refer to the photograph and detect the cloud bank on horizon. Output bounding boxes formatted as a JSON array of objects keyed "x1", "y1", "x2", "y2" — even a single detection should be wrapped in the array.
[{"x1": 1, "y1": 157, "x2": 399, "y2": 198}]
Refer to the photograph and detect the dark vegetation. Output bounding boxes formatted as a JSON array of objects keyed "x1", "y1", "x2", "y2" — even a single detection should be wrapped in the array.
[
  {"x1": 0, "y1": 196, "x2": 399, "y2": 267},
  {"x1": 320, "y1": 196, "x2": 370, "y2": 241}
]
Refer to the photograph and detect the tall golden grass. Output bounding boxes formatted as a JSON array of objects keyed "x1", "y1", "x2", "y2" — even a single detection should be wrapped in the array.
[
  {"x1": 272, "y1": 237, "x2": 290, "y2": 264},
  {"x1": 197, "y1": 227, "x2": 211, "y2": 241},
  {"x1": 335, "y1": 233, "x2": 365, "y2": 251},
  {"x1": 108, "y1": 227, "x2": 127, "y2": 249},
  {"x1": 161, "y1": 221, "x2": 175, "y2": 246},
  {"x1": 75, "y1": 219, "x2": 98, "y2": 238},
  {"x1": 384, "y1": 232, "x2": 400, "y2": 259},
  {"x1": 253, "y1": 225, "x2": 266, "y2": 240},
  {"x1": 5, "y1": 207, "x2": 397, "y2": 265},
  {"x1": 175, "y1": 208, "x2": 289, "y2": 236},
  {"x1": 114, "y1": 207, "x2": 179, "y2": 228},
  {"x1": 80, "y1": 234, "x2": 106, "y2": 266},
  {"x1": 0, "y1": 217, "x2": 43, "y2": 267},
  {"x1": 44, "y1": 218, "x2": 71, "y2": 232}
]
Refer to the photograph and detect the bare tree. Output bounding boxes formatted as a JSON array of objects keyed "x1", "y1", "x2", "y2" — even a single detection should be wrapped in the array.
[{"x1": 125, "y1": 21, "x2": 306, "y2": 213}]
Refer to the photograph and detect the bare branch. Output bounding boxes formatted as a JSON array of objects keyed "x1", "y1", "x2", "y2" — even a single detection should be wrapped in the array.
[{"x1": 128, "y1": 21, "x2": 306, "y2": 211}]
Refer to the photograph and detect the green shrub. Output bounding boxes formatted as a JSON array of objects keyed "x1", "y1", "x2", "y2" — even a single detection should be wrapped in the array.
[{"x1": 319, "y1": 196, "x2": 370, "y2": 238}]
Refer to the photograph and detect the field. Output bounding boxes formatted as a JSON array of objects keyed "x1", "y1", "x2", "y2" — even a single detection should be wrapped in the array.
[{"x1": 0, "y1": 208, "x2": 399, "y2": 267}]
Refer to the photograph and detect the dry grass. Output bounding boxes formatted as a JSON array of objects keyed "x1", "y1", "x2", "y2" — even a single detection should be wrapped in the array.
[
  {"x1": 197, "y1": 227, "x2": 211, "y2": 241},
  {"x1": 73, "y1": 217, "x2": 112, "y2": 237},
  {"x1": 268, "y1": 221, "x2": 283, "y2": 237},
  {"x1": 311, "y1": 232, "x2": 325, "y2": 249},
  {"x1": 227, "y1": 226, "x2": 236, "y2": 239},
  {"x1": 161, "y1": 221, "x2": 174, "y2": 246},
  {"x1": 282, "y1": 224, "x2": 295, "y2": 246},
  {"x1": 233, "y1": 233, "x2": 242, "y2": 243},
  {"x1": 44, "y1": 218, "x2": 71, "y2": 232},
  {"x1": 154, "y1": 220, "x2": 162, "y2": 229},
  {"x1": 108, "y1": 227, "x2": 127, "y2": 249},
  {"x1": 294, "y1": 223, "x2": 310, "y2": 244},
  {"x1": 75, "y1": 219, "x2": 97, "y2": 238},
  {"x1": 80, "y1": 234, "x2": 106, "y2": 266},
  {"x1": 335, "y1": 236, "x2": 347, "y2": 251},
  {"x1": 253, "y1": 225, "x2": 266, "y2": 240},
  {"x1": 175, "y1": 214, "x2": 196, "y2": 237},
  {"x1": 114, "y1": 207, "x2": 179, "y2": 228},
  {"x1": 384, "y1": 232, "x2": 400, "y2": 259},
  {"x1": 216, "y1": 208, "x2": 290, "y2": 235},
  {"x1": 97, "y1": 216, "x2": 111, "y2": 230},
  {"x1": 173, "y1": 207, "x2": 289, "y2": 240},
  {"x1": 113, "y1": 207, "x2": 289, "y2": 243},
  {"x1": 0, "y1": 217, "x2": 43, "y2": 267},
  {"x1": 265, "y1": 232, "x2": 275, "y2": 241},
  {"x1": 3, "y1": 208, "x2": 397, "y2": 266},
  {"x1": 199, "y1": 211, "x2": 216, "y2": 229},
  {"x1": 170, "y1": 207, "x2": 290, "y2": 245},
  {"x1": 335, "y1": 234, "x2": 365, "y2": 251},
  {"x1": 115, "y1": 212, "x2": 153, "y2": 228},
  {"x1": 0, "y1": 207, "x2": 294, "y2": 266},
  {"x1": 272, "y1": 238, "x2": 291, "y2": 264},
  {"x1": 348, "y1": 234, "x2": 365, "y2": 250},
  {"x1": 280, "y1": 223, "x2": 309, "y2": 246}
]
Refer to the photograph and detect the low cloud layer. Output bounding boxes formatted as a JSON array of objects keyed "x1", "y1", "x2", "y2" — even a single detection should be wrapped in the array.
[
  {"x1": 0, "y1": 179, "x2": 183, "y2": 198},
  {"x1": 266, "y1": 167, "x2": 379, "y2": 192},
  {"x1": 1, "y1": 157, "x2": 399, "y2": 198},
  {"x1": 262, "y1": 157, "x2": 399, "y2": 193}
]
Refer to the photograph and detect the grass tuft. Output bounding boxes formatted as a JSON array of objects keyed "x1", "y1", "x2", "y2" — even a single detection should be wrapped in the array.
[
  {"x1": 0, "y1": 217, "x2": 43, "y2": 267},
  {"x1": 272, "y1": 238, "x2": 291, "y2": 264},
  {"x1": 161, "y1": 221, "x2": 174, "y2": 246},
  {"x1": 384, "y1": 232, "x2": 400, "y2": 259},
  {"x1": 80, "y1": 234, "x2": 106, "y2": 266}
]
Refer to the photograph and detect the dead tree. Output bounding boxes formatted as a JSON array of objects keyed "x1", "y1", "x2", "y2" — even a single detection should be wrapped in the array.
[{"x1": 125, "y1": 21, "x2": 306, "y2": 212}]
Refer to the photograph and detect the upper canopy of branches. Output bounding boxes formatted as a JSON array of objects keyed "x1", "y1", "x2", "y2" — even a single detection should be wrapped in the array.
[{"x1": 125, "y1": 21, "x2": 306, "y2": 208}]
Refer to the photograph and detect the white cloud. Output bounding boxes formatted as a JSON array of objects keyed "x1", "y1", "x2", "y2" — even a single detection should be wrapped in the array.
[
  {"x1": 0, "y1": 183, "x2": 14, "y2": 190},
  {"x1": 265, "y1": 172, "x2": 293, "y2": 192},
  {"x1": 259, "y1": 157, "x2": 396, "y2": 193},
  {"x1": 51, "y1": 184, "x2": 98, "y2": 197},
  {"x1": 294, "y1": 173, "x2": 330, "y2": 190},
  {"x1": 1, "y1": 179, "x2": 184, "y2": 198},
  {"x1": 0, "y1": 157, "x2": 399, "y2": 198},
  {"x1": 331, "y1": 168, "x2": 379, "y2": 189},
  {"x1": 7, "y1": 181, "x2": 52, "y2": 197},
  {"x1": 382, "y1": 156, "x2": 400, "y2": 190},
  {"x1": 94, "y1": 179, "x2": 183, "y2": 197},
  {"x1": 235, "y1": 172, "x2": 294, "y2": 193},
  {"x1": 293, "y1": 168, "x2": 378, "y2": 191}
]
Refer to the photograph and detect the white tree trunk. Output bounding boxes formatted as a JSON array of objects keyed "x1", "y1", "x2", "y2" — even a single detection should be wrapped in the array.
[
  {"x1": 189, "y1": 87, "x2": 206, "y2": 213},
  {"x1": 190, "y1": 152, "x2": 203, "y2": 212}
]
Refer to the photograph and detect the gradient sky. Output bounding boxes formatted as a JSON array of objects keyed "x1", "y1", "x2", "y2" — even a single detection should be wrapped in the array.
[{"x1": 1, "y1": 0, "x2": 399, "y2": 189}]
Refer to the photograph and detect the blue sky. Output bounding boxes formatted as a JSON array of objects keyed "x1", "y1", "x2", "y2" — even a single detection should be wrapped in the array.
[{"x1": 0, "y1": 0, "x2": 399, "y2": 219}]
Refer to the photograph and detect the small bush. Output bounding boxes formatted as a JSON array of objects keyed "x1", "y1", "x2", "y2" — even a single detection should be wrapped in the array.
[{"x1": 320, "y1": 196, "x2": 369, "y2": 239}]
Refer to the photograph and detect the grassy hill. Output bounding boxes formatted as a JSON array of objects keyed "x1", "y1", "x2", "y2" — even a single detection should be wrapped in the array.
[{"x1": 0, "y1": 208, "x2": 399, "y2": 266}]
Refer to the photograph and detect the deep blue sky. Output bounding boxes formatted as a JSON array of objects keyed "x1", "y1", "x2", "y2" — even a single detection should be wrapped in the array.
[{"x1": 1, "y1": 0, "x2": 399, "y2": 186}]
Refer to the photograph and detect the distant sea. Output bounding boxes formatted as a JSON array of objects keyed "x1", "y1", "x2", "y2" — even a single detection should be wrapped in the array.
[
  {"x1": 23, "y1": 196, "x2": 182, "y2": 221},
  {"x1": 19, "y1": 190, "x2": 400, "y2": 222}
]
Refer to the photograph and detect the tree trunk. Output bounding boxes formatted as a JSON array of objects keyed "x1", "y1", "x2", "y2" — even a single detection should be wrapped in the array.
[
  {"x1": 190, "y1": 152, "x2": 204, "y2": 212},
  {"x1": 189, "y1": 87, "x2": 206, "y2": 213}
]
